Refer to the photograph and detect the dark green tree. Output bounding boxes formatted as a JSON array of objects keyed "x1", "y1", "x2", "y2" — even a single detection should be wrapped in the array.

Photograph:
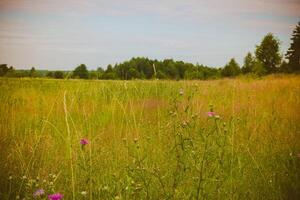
[
  {"x1": 221, "y1": 58, "x2": 241, "y2": 77},
  {"x1": 279, "y1": 60, "x2": 289, "y2": 73},
  {"x1": 88, "y1": 71, "x2": 98, "y2": 79},
  {"x1": 285, "y1": 21, "x2": 300, "y2": 72},
  {"x1": 5, "y1": 66, "x2": 16, "y2": 77},
  {"x1": 97, "y1": 67, "x2": 104, "y2": 73},
  {"x1": 156, "y1": 70, "x2": 167, "y2": 79},
  {"x1": 46, "y1": 71, "x2": 54, "y2": 78},
  {"x1": 53, "y1": 71, "x2": 64, "y2": 79},
  {"x1": 106, "y1": 64, "x2": 113, "y2": 73},
  {"x1": 73, "y1": 64, "x2": 89, "y2": 79},
  {"x1": 102, "y1": 64, "x2": 117, "y2": 79},
  {"x1": 242, "y1": 52, "x2": 255, "y2": 74},
  {"x1": 29, "y1": 67, "x2": 37, "y2": 77},
  {"x1": 184, "y1": 67, "x2": 204, "y2": 79},
  {"x1": 129, "y1": 67, "x2": 141, "y2": 79},
  {"x1": 255, "y1": 33, "x2": 281, "y2": 73},
  {"x1": 96, "y1": 67, "x2": 104, "y2": 79},
  {"x1": 135, "y1": 57, "x2": 153, "y2": 79},
  {"x1": 163, "y1": 59, "x2": 179, "y2": 79},
  {"x1": 252, "y1": 60, "x2": 266, "y2": 76},
  {"x1": 0, "y1": 64, "x2": 8, "y2": 76}
]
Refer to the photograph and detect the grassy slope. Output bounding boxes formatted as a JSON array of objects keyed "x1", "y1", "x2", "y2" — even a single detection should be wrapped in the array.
[{"x1": 0, "y1": 75, "x2": 299, "y2": 199}]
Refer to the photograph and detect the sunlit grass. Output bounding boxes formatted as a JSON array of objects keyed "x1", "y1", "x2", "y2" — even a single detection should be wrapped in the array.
[{"x1": 0, "y1": 75, "x2": 299, "y2": 199}]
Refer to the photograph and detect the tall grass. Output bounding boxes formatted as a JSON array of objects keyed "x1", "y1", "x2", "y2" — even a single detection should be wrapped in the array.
[{"x1": 0, "y1": 75, "x2": 299, "y2": 199}]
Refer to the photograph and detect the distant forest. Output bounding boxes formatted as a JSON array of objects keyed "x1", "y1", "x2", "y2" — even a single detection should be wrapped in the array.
[{"x1": 1, "y1": 22, "x2": 299, "y2": 80}]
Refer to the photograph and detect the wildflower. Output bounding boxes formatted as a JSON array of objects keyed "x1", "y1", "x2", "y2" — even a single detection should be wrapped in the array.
[
  {"x1": 179, "y1": 89, "x2": 184, "y2": 95},
  {"x1": 207, "y1": 111, "x2": 215, "y2": 117},
  {"x1": 80, "y1": 138, "x2": 89, "y2": 146},
  {"x1": 80, "y1": 191, "x2": 87, "y2": 196},
  {"x1": 48, "y1": 193, "x2": 63, "y2": 200},
  {"x1": 182, "y1": 121, "x2": 188, "y2": 127},
  {"x1": 33, "y1": 189, "x2": 45, "y2": 198},
  {"x1": 103, "y1": 186, "x2": 109, "y2": 191}
]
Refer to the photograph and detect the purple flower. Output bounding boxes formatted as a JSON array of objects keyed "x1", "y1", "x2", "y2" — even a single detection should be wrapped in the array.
[
  {"x1": 207, "y1": 111, "x2": 215, "y2": 117},
  {"x1": 80, "y1": 138, "x2": 89, "y2": 146},
  {"x1": 48, "y1": 193, "x2": 63, "y2": 200},
  {"x1": 33, "y1": 189, "x2": 45, "y2": 198}
]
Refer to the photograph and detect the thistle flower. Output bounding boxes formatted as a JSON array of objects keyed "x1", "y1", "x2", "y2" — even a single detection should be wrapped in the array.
[
  {"x1": 33, "y1": 189, "x2": 45, "y2": 198},
  {"x1": 207, "y1": 111, "x2": 215, "y2": 117},
  {"x1": 48, "y1": 193, "x2": 63, "y2": 200},
  {"x1": 80, "y1": 138, "x2": 89, "y2": 146}
]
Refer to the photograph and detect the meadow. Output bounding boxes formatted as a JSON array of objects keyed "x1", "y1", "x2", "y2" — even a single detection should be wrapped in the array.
[{"x1": 0, "y1": 75, "x2": 299, "y2": 199}]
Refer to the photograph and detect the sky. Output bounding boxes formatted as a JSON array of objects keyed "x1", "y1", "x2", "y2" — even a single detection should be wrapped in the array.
[{"x1": 0, "y1": 0, "x2": 299, "y2": 70}]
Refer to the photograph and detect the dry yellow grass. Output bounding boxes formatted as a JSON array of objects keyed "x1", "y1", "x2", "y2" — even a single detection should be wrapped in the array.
[{"x1": 0, "y1": 75, "x2": 299, "y2": 199}]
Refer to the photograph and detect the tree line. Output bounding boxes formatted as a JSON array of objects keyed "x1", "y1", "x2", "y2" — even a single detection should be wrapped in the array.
[{"x1": 1, "y1": 22, "x2": 299, "y2": 80}]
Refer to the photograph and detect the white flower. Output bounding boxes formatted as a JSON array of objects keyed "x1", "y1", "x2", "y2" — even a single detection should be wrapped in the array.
[{"x1": 179, "y1": 89, "x2": 184, "y2": 95}]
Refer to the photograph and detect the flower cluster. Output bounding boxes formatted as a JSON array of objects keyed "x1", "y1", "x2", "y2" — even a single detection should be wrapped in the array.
[
  {"x1": 207, "y1": 111, "x2": 215, "y2": 117},
  {"x1": 48, "y1": 193, "x2": 63, "y2": 200},
  {"x1": 80, "y1": 138, "x2": 89, "y2": 146},
  {"x1": 33, "y1": 189, "x2": 45, "y2": 198},
  {"x1": 207, "y1": 111, "x2": 220, "y2": 119}
]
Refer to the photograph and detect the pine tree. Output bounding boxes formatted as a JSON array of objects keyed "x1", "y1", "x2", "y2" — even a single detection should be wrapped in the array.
[
  {"x1": 221, "y1": 58, "x2": 241, "y2": 77},
  {"x1": 285, "y1": 22, "x2": 300, "y2": 72},
  {"x1": 242, "y1": 52, "x2": 255, "y2": 74}
]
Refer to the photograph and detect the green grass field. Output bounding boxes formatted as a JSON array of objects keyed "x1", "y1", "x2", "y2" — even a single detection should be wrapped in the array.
[{"x1": 0, "y1": 75, "x2": 300, "y2": 199}]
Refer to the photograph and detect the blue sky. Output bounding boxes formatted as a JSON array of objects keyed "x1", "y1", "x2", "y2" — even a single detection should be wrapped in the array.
[{"x1": 0, "y1": 0, "x2": 299, "y2": 70}]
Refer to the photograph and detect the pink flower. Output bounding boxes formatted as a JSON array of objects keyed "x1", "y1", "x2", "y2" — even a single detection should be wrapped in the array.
[
  {"x1": 207, "y1": 111, "x2": 215, "y2": 117},
  {"x1": 48, "y1": 193, "x2": 63, "y2": 200},
  {"x1": 80, "y1": 138, "x2": 89, "y2": 145},
  {"x1": 33, "y1": 189, "x2": 45, "y2": 198}
]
